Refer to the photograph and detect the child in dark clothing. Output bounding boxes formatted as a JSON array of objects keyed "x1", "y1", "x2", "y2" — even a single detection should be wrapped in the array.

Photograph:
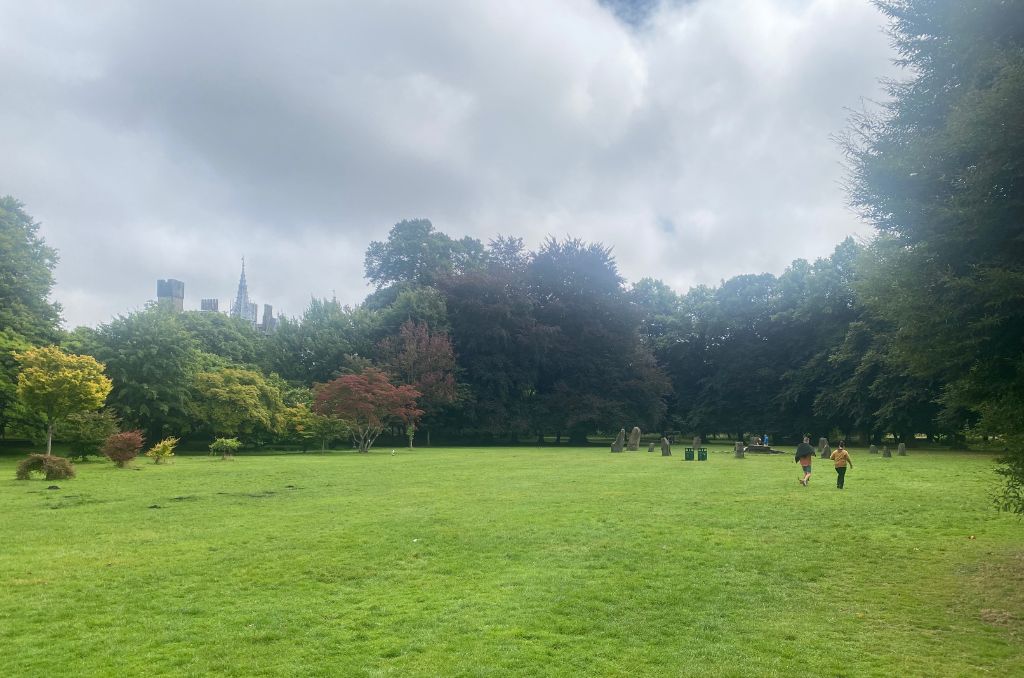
[{"x1": 795, "y1": 435, "x2": 815, "y2": 486}]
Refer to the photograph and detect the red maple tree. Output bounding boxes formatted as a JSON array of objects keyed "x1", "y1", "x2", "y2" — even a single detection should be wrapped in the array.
[{"x1": 313, "y1": 368, "x2": 422, "y2": 452}]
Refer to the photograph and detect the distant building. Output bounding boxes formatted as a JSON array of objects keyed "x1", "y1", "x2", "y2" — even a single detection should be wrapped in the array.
[
  {"x1": 200, "y1": 298, "x2": 219, "y2": 312},
  {"x1": 260, "y1": 304, "x2": 278, "y2": 333},
  {"x1": 230, "y1": 259, "x2": 258, "y2": 328},
  {"x1": 157, "y1": 278, "x2": 184, "y2": 312}
]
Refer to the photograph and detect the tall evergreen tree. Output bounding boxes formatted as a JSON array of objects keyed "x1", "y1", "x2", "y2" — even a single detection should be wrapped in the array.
[
  {"x1": 843, "y1": 1, "x2": 1024, "y2": 503},
  {"x1": 0, "y1": 196, "x2": 62, "y2": 345}
]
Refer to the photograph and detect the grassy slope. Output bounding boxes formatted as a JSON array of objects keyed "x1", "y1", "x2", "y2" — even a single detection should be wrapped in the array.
[{"x1": 0, "y1": 446, "x2": 1020, "y2": 677}]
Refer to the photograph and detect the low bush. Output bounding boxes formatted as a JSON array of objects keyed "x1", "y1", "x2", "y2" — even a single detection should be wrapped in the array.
[
  {"x1": 145, "y1": 436, "x2": 178, "y2": 464},
  {"x1": 103, "y1": 430, "x2": 145, "y2": 468},
  {"x1": 15, "y1": 454, "x2": 76, "y2": 480},
  {"x1": 209, "y1": 437, "x2": 242, "y2": 459}
]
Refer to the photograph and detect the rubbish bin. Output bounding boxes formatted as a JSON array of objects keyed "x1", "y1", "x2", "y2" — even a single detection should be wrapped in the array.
[
  {"x1": 697, "y1": 447, "x2": 708, "y2": 461},
  {"x1": 684, "y1": 447, "x2": 695, "y2": 461}
]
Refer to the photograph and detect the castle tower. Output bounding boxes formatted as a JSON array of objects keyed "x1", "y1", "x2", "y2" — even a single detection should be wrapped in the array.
[
  {"x1": 230, "y1": 258, "x2": 258, "y2": 327},
  {"x1": 200, "y1": 298, "x2": 219, "y2": 312},
  {"x1": 157, "y1": 279, "x2": 184, "y2": 312}
]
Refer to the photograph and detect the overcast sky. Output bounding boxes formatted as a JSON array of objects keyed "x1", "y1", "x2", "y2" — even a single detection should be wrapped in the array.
[{"x1": 1, "y1": 0, "x2": 898, "y2": 328}]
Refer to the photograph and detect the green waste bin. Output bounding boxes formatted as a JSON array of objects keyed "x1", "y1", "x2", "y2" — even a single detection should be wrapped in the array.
[
  {"x1": 684, "y1": 447, "x2": 695, "y2": 461},
  {"x1": 697, "y1": 448, "x2": 708, "y2": 461}
]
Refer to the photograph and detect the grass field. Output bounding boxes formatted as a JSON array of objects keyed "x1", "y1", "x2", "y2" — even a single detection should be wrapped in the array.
[{"x1": 1, "y1": 445, "x2": 1021, "y2": 677}]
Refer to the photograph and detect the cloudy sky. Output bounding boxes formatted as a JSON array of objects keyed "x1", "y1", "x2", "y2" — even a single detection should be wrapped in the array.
[{"x1": 1, "y1": 0, "x2": 898, "y2": 328}]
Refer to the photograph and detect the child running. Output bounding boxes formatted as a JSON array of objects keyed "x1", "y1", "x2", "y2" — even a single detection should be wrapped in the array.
[
  {"x1": 794, "y1": 435, "x2": 815, "y2": 486},
  {"x1": 830, "y1": 440, "x2": 853, "y2": 489}
]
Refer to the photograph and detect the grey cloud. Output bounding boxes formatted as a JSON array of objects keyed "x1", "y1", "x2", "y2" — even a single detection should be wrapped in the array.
[{"x1": 0, "y1": 0, "x2": 897, "y2": 327}]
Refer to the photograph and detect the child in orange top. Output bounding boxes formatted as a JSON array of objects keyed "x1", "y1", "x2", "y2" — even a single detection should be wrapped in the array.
[{"x1": 830, "y1": 441, "x2": 853, "y2": 489}]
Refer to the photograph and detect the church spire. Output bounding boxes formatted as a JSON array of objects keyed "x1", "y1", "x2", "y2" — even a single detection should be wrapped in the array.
[{"x1": 230, "y1": 257, "x2": 257, "y2": 327}]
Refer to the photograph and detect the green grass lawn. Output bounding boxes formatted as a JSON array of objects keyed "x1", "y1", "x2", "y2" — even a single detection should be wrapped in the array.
[{"x1": 1, "y1": 445, "x2": 1021, "y2": 677}]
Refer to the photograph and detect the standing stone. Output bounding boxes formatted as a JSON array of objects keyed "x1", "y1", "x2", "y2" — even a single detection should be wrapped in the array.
[
  {"x1": 869, "y1": 444, "x2": 878, "y2": 455},
  {"x1": 692, "y1": 435, "x2": 702, "y2": 450},
  {"x1": 750, "y1": 435, "x2": 761, "y2": 447},
  {"x1": 660, "y1": 437, "x2": 672, "y2": 456},
  {"x1": 648, "y1": 442, "x2": 655, "y2": 453},
  {"x1": 734, "y1": 441, "x2": 745, "y2": 459},
  {"x1": 611, "y1": 428, "x2": 625, "y2": 453},
  {"x1": 882, "y1": 445, "x2": 892, "y2": 458},
  {"x1": 628, "y1": 427, "x2": 641, "y2": 451},
  {"x1": 818, "y1": 437, "x2": 830, "y2": 459},
  {"x1": 898, "y1": 442, "x2": 907, "y2": 456}
]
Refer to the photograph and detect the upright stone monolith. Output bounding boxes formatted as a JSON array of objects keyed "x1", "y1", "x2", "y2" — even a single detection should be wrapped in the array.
[
  {"x1": 692, "y1": 435, "x2": 701, "y2": 450},
  {"x1": 818, "y1": 437, "x2": 831, "y2": 459},
  {"x1": 882, "y1": 445, "x2": 892, "y2": 458},
  {"x1": 660, "y1": 437, "x2": 672, "y2": 456},
  {"x1": 611, "y1": 428, "x2": 625, "y2": 453},
  {"x1": 648, "y1": 442, "x2": 655, "y2": 453},
  {"x1": 898, "y1": 442, "x2": 907, "y2": 456},
  {"x1": 734, "y1": 441, "x2": 745, "y2": 459},
  {"x1": 869, "y1": 444, "x2": 878, "y2": 455},
  {"x1": 628, "y1": 427, "x2": 641, "y2": 451}
]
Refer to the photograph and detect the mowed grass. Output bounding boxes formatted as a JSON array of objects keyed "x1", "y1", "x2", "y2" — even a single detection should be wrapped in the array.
[{"x1": 1, "y1": 446, "x2": 1021, "y2": 677}]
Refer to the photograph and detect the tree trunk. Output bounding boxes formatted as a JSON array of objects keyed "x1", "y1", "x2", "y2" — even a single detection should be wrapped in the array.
[{"x1": 46, "y1": 421, "x2": 53, "y2": 456}]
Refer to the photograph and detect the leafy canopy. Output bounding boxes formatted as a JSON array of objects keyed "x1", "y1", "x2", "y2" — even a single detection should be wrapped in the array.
[{"x1": 16, "y1": 346, "x2": 112, "y2": 454}]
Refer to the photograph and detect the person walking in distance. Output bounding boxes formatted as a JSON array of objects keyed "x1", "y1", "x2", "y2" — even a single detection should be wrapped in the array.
[
  {"x1": 795, "y1": 435, "x2": 815, "y2": 486},
  {"x1": 830, "y1": 440, "x2": 853, "y2": 489}
]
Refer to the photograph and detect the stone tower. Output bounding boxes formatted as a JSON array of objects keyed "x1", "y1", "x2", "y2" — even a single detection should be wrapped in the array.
[{"x1": 157, "y1": 279, "x2": 184, "y2": 312}]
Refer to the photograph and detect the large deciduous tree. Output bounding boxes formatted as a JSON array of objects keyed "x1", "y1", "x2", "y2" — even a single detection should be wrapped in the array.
[
  {"x1": 378, "y1": 320, "x2": 457, "y2": 444},
  {"x1": 69, "y1": 308, "x2": 199, "y2": 442},
  {"x1": 178, "y1": 310, "x2": 265, "y2": 366},
  {"x1": 261, "y1": 298, "x2": 374, "y2": 385},
  {"x1": 364, "y1": 219, "x2": 485, "y2": 289},
  {"x1": 16, "y1": 346, "x2": 112, "y2": 455},
  {"x1": 313, "y1": 368, "x2": 421, "y2": 452},
  {"x1": 442, "y1": 266, "x2": 546, "y2": 440},
  {"x1": 528, "y1": 237, "x2": 669, "y2": 443}
]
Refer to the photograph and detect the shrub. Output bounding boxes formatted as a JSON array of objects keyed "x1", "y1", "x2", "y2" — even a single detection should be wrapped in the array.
[
  {"x1": 16, "y1": 454, "x2": 76, "y2": 481},
  {"x1": 102, "y1": 430, "x2": 145, "y2": 468},
  {"x1": 209, "y1": 437, "x2": 242, "y2": 459},
  {"x1": 145, "y1": 436, "x2": 178, "y2": 464}
]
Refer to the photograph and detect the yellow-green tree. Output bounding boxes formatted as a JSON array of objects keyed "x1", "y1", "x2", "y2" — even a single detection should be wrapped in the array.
[
  {"x1": 191, "y1": 366, "x2": 286, "y2": 443},
  {"x1": 16, "y1": 346, "x2": 112, "y2": 455}
]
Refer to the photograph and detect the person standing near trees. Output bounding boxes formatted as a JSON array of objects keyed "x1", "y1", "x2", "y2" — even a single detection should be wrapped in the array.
[
  {"x1": 830, "y1": 440, "x2": 853, "y2": 489},
  {"x1": 795, "y1": 435, "x2": 815, "y2": 486}
]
